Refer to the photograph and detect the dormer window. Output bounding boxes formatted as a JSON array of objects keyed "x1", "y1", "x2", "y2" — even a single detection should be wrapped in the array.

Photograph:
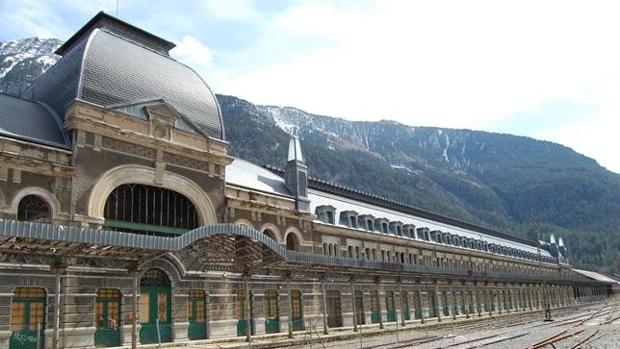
[
  {"x1": 416, "y1": 227, "x2": 430, "y2": 241},
  {"x1": 358, "y1": 214, "x2": 375, "y2": 231},
  {"x1": 374, "y1": 218, "x2": 389, "y2": 233},
  {"x1": 389, "y1": 221, "x2": 403, "y2": 236},
  {"x1": 316, "y1": 205, "x2": 336, "y2": 224},
  {"x1": 403, "y1": 224, "x2": 415, "y2": 238},
  {"x1": 339, "y1": 210, "x2": 358, "y2": 228}
]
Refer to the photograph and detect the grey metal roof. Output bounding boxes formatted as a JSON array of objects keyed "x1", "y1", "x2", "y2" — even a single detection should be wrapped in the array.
[
  {"x1": 27, "y1": 28, "x2": 224, "y2": 140},
  {"x1": 0, "y1": 93, "x2": 70, "y2": 149},
  {"x1": 225, "y1": 158, "x2": 292, "y2": 197}
]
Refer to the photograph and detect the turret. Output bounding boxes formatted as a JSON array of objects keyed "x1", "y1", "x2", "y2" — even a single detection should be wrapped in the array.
[{"x1": 285, "y1": 131, "x2": 310, "y2": 212}]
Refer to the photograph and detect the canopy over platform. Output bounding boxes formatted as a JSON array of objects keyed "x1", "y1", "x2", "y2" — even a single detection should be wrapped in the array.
[{"x1": 0, "y1": 219, "x2": 608, "y2": 286}]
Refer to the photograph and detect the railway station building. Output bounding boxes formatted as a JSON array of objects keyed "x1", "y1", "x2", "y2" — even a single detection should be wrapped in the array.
[{"x1": 0, "y1": 11, "x2": 613, "y2": 349}]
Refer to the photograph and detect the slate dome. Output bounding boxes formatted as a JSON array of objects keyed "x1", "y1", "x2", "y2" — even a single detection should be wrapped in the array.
[{"x1": 26, "y1": 12, "x2": 224, "y2": 140}]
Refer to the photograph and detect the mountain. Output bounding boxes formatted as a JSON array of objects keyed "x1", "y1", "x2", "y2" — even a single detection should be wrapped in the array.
[
  {"x1": 0, "y1": 38, "x2": 61, "y2": 95},
  {"x1": 1, "y1": 37, "x2": 619, "y2": 274},
  {"x1": 220, "y1": 96, "x2": 620, "y2": 274}
]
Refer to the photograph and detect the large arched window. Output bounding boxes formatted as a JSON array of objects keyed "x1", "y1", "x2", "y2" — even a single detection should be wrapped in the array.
[
  {"x1": 17, "y1": 195, "x2": 51, "y2": 222},
  {"x1": 104, "y1": 184, "x2": 199, "y2": 236},
  {"x1": 286, "y1": 233, "x2": 299, "y2": 251}
]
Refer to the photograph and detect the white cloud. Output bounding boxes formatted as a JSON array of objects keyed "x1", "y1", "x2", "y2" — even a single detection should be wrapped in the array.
[
  {"x1": 208, "y1": 0, "x2": 620, "y2": 173},
  {"x1": 172, "y1": 36, "x2": 214, "y2": 73}
]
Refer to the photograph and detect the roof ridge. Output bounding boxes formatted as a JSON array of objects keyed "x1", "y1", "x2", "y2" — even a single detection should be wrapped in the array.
[{"x1": 263, "y1": 164, "x2": 538, "y2": 247}]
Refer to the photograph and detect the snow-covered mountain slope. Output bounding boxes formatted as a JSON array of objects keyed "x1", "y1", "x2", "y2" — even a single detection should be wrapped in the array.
[{"x1": 0, "y1": 37, "x2": 61, "y2": 94}]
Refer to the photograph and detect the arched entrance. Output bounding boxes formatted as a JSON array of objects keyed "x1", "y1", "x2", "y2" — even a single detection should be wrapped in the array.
[
  {"x1": 139, "y1": 269, "x2": 172, "y2": 344},
  {"x1": 9, "y1": 288, "x2": 46, "y2": 349}
]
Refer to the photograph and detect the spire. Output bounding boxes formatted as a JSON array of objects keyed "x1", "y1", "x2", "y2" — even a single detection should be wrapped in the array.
[
  {"x1": 285, "y1": 129, "x2": 309, "y2": 212},
  {"x1": 558, "y1": 237, "x2": 564, "y2": 247},
  {"x1": 550, "y1": 234, "x2": 556, "y2": 245},
  {"x1": 287, "y1": 129, "x2": 304, "y2": 163}
]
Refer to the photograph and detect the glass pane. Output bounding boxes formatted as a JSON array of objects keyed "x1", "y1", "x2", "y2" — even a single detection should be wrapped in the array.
[
  {"x1": 109, "y1": 301, "x2": 120, "y2": 325},
  {"x1": 139, "y1": 293, "x2": 150, "y2": 323},
  {"x1": 96, "y1": 301, "x2": 104, "y2": 327},
  {"x1": 157, "y1": 293, "x2": 167, "y2": 321},
  {"x1": 291, "y1": 290, "x2": 301, "y2": 318},
  {"x1": 10, "y1": 302, "x2": 25, "y2": 331},
  {"x1": 29, "y1": 302, "x2": 44, "y2": 330}
]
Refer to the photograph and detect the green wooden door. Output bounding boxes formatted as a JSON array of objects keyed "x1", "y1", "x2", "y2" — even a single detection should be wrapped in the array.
[
  {"x1": 188, "y1": 290, "x2": 207, "y2": 340},
  {"x1": 290, "y1": 290, "x2": 304, "y2": 331},
  {"x1": 401, "y1": 292, "x2": 410, "y2": 321},
  {"x1": 94, "y1": 289, "x2": 121, "y2": 347},
  {"x1": 236, "y1": 289, "x2": 255, "y2": 336},
  {"x1": 9, "y1": 288, "x2": 46, "y2": 349},
  {"x1": 139, "y1": 287, "x2": 172, "y2": 344},
  {"x1": 370, "y1": 291, "x2": 381, "y2": 323},
  {"x1": 385, "y1": 290, "x2": 396, "y2": 322},
  {"x1": 264, "y1": 290, "x2": 280, "y2": 334}
]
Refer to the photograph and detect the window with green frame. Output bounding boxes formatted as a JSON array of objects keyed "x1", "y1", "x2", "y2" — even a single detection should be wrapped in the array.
[
  {"x1": 11, "y1": 288, "x2": 46, "y2": 331},
  {"x1": 103, "y1": 184, "x2": 199, "y2": 236}
]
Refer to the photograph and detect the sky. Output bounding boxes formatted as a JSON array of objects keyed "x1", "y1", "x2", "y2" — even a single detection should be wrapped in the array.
[{"x1": 1, "y1": 0, "x2": 619, "y2": 173}]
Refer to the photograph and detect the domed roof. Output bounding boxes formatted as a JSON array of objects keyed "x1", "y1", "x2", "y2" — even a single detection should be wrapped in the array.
[{"x1": 26, "y1": 12, "x2": 224, "y2": 140}]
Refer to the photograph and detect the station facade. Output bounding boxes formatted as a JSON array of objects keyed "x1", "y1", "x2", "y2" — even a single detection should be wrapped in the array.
[{"x1": 0, "y1": 11, "x2": 612, "y2": 349}]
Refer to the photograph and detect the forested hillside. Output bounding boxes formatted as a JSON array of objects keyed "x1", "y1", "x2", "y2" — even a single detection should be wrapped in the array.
[{"x1": 219, "y1": 95, "x2": 620, "y2": 274}]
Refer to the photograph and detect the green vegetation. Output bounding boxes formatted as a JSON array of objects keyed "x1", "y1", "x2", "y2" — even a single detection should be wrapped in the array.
[{"x1": 219, "y1": 95, "x2": 620, "y2": 275}]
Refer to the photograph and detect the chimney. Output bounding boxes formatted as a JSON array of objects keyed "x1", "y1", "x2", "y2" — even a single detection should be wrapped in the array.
[{"x1": 285, "y1": 131, "x2": 310, "y2": 212}]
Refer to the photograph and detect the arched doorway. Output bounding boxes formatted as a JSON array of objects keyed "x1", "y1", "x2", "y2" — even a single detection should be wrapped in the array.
[
  {"x1": 17, "y1": 195, "x2": 51, "y2": 222},
  {"x1": 286, "y1": 233, "x2": 299, "y2": 251},
  {"x1": 94, "y1": 288, "x2": 121, "y2": 347},
  {"x1": 103, "y1": 184, "x2": 199, "y2": 236},
  {"x1": 139, "y1": 269, "x2": 172, "y2": 344},
  {"x1": 188, "y1": 289, "x2": 207, "y2": 340},
  {"x1": 326, "y1": 290, "x2": 342, "y2": 328},
  {"x1": 9, "y1": 288, "x2": 46, "y2": 349}
]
